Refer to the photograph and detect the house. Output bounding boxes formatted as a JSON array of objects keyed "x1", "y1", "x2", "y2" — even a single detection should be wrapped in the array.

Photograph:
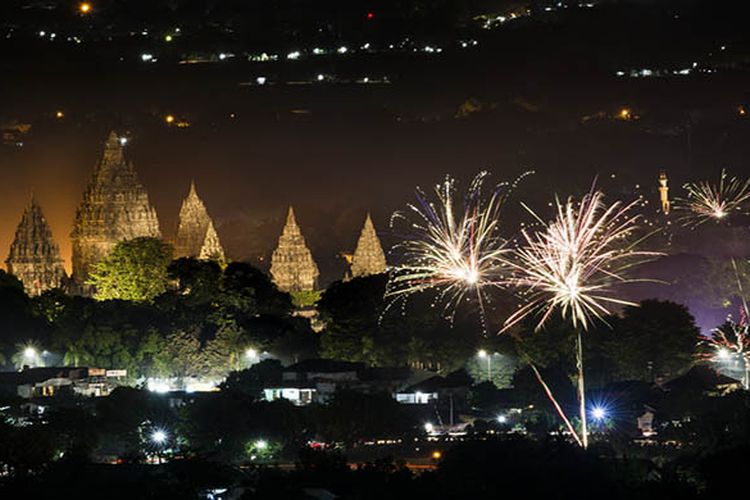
[
  {"x1": 263, "y1": 382, "x2": 317, "y2": 406},
  {"x1": 0, "y1": 367, "x2": 126, "y2": 399},
  {"x1": 394, "y1": 370, "x2": 472, "y2": 405}
]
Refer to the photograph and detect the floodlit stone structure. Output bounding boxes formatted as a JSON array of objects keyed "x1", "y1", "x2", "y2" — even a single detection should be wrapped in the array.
[
  {"x1": 5, "y1": 196, "x2": 67, "y2": 295},
  {"x1": 70, "y1": 132, "x2": 161, "y2": 286},
  {"x1": 350, "y1": 213, "x2": 387, "y2": 278},
  {"x1": 270, "y1": 207, "x2": 319, "y2": 292},
  {"x1": 174, "y1": 181, "x2": 225, "y2": 262}
]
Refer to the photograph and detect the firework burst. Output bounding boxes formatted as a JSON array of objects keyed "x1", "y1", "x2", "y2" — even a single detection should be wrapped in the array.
[
  {"x1": 503, "y1": 190, "x2": 658, "y2": 332},
  {"x1": 678, "y1": 169, "x2": 750, "y2": 226},
  {"x1": 385, "y1": 171, "x2": 530, "y2": 324},
  {"x1": 700, "y1": 311, "x2": 750, "y2": 389},
  {"x1": 502, "y1": 189, "x2": 659, "y2": 448}
]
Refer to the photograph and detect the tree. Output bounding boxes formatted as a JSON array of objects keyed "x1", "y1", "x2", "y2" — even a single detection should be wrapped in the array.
[
  {"x1": 220, "y1": 359, "x2": 284, "y2": 399},
  {"x1": 598, "y1": 300, "x2": 699, "y2": 382},
  {"x1": 88, "y1": 237, "x2": 173, "y2": 302},
  {"x1": 319, "y1": 275, "x2": 482, "y2": 371}
]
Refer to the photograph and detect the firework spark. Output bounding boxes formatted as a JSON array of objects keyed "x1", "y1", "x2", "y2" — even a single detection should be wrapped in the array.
[
  {"x1": 502, "y1": 189, "x2": 658, "y2": 448},
  {"x1": 678, "y1": 169, "x2": 750, "y2": 226},
  {"x1": 503, "y1": 190, "x2": 658, "y2": 332},
  {"x1": 700, "y1": 310, "x2": 750, "y2": 389},
  {"x1": 386, "y1": 171, "x2": 530, "y2": 322}
]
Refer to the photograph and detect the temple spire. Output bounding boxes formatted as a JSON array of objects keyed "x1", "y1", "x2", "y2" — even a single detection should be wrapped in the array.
[
  {"x1": 350, "y1": 213, "x2": 387, "y2": 278},
  {"x1": 174, "y1": 181, "x2": 225, "y2": 261},
  {"x1": 270, "y1": 206, "x2": 319, "y2": 292},
  {"x1": 6, "y1": 197, "x2": 67, "y2": 295},
  {"x1": 71, "y1": 131, "x2": 161, "y2": 287}
]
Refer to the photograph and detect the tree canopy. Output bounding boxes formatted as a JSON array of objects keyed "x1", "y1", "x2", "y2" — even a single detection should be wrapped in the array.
[{"x1": 88, "y1": 237, "x2": 173, "y2": 302}]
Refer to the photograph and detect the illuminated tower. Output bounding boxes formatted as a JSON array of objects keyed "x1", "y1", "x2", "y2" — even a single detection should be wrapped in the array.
[
  {"x1": 659, "y1": 170, "x2": 670, "y2": 215},
  {"x1": 71, "y1": 132, "x2": 161, "y2": 286},
  {"x1": 350, "y1": 213, "x2": 387, "y2": 278},
  {"x1": 6, "y1": 196, "x2": 67, "y2": 295},
  {"x1": 174, "y1": 181, "x2": 225, "y2": 263},
  {"x1": 270, "y1": 207, "x2": 319, "y2": 292}
]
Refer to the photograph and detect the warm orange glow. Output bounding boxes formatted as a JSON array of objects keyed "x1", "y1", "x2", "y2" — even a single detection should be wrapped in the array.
[
  {"x1": 165, "y1": 114, "x2": 175, "y2": 124},
  {"x1": 79, "y1": 2, "x2": 92, "y2": 14},
  {"x1": 431, "y1": 451, "x2": 442, "y2": 460},
  {"x1": 55, "y1": 110, "x2": 64, "y2": 119},
  {"x1": 739, "y1": 105, "x2": 747, "y2": 116},
  {"x1": 619, "y1": 108, "x2": 631, "y2": 120}
]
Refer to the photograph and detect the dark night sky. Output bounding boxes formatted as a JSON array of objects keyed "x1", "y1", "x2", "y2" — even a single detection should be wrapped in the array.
[{"x1": 2, "y1": 0, "x2": 750, "y2": 288}]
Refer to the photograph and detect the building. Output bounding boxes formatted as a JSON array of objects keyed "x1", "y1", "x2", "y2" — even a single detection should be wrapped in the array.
[
  {"x1": 0, "y1": 367, "x2": 126, "y2": 399},
  {"x1": 173, "y1": 181, "x2": 225, "y2": 262},
  {"x1": 658, "y1": 170, "x2": 670, "y2": 215},
  {"x1": 5, "y1": 196, "x2": 67, "y2": 295},
  {"x1": 350, "y1": 213, "x2": 387, "y2": 278},
  {"x1": 70, "y1": 132, "x2": 161, "y2": 287},
  {"x1": 270, "y1": 207, "x2": 319, "y2": 292}
]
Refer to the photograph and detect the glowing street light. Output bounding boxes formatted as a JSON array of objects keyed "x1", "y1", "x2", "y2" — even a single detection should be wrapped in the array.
[
  {"x1": 24, "y1": 346, "x2": 37, "y2": 359},
  {"x1": 245, "y1": 348, "x2": 258, "y2": 359},
  {"x1": 151, "y1": 429, "x2": 168, "y2": 445},
  {"x1": 79, "y1": 2, "x2": 92, "y2": 15},
  {"x1": 255, "y1": 439, "x2": 267, "y2": 450},
  {"x1": 165, "y1": 114, "x2": 175, "y2": 125},
  {"x1": 424, "y1": 422, "x2": 434, "y2": 434},
  {"x1": 591, "y1": 406, "x2": 607, "y2": 422}
]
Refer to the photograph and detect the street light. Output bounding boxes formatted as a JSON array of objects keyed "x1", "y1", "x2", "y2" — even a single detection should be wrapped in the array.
[
  {"x1": 151, "y1": 429, "x2": 167, "y2": 444},
  {"x1": 591, "y1": 406, "x2": 607, "y2": 422}
]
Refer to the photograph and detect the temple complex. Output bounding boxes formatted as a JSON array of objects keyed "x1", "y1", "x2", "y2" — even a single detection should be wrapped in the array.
[
  {"x1": 5, "y1": 196, "x2": 67, "y2": 296},
  {"x1": 350, "y1": 213, "x2": 387, "y2": 278},
  {"x1": 174, "y1": 181, "x2": 225, "y2": 262},
  {"x1": 270, "y1": 207, "x2": 319, "y2": 292},
  {"x1": 70, "y1": 132, "x2": 161, "y2": 286}
]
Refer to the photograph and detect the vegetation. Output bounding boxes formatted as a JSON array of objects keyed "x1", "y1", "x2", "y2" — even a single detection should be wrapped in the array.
[{"x1": 88, "y1": 237, "x2": 173, "y2": 302}]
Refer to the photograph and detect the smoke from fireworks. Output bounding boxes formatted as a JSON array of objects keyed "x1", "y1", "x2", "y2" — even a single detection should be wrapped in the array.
[
  {"x1": 385, "y1": 171, "x2": 530, "y2": 323},
  {"x1": 503, "y1": 190, "x2": 659, "y2": 332},
  {"x1": 678, "y1": 169, "x2": 750, "y2": 226}
]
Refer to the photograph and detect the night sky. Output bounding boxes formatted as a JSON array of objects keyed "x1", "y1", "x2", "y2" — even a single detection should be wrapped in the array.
[{"x1": 2, "y1": 0, "x2": 750, "y2": 290}]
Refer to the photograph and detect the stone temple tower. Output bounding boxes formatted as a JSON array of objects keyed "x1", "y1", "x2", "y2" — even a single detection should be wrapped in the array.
[
  {"x1": 6, "y1": 196, "x2": 67, "y2": 296},
  {"x1": 71, "y1": 132, "x2": 161, "y2": 286},
  {"x1": 350, "y1": 213, "x2": 387, "y2": 278},
  {"x1": 174, "y1": 181, "x2": 225, "y2": 262},
  {"x1": 270, "y1": 207, "x2": 319, "y2": 292}
]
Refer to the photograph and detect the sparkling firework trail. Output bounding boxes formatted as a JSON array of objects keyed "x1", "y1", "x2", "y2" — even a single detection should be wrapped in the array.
[
  {"x1": 502, "y1": 188, "x2": 659, "y2": 448},
  {"x1": 503, "y1": 190, "x2": 660, "y2": 332},
  {"x1": 678, "y1": 169, "x2": 750, "y2": 226},
  {"x1": 385, "y1": 171, "x2": 531, "y2": 325},
  {"x1": 700, "y1": 310, "x2": 750, "y2": 389},
  {"x1": 699, "y1": 260, "x2": 750, "y2": 388}
]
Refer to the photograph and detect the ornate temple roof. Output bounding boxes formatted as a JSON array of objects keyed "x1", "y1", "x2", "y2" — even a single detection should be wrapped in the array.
[
  {"x1": 70, "y1": 131, "x2": 161, "y2": 284},
  {"x1": 350, "y1": 213, "x2": 387, "y2": 278},
  {"x1": 270, "y1": 207, "x2": 319, "y2": 292},
  {"x1": 174, "y1": 181, "x2": 225, "y2": 262},
  {"x1": 6, "y1": 196, "x2": 67, "y2": 295}
]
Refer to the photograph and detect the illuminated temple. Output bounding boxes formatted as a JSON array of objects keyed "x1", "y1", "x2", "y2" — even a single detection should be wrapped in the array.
[
  {"x1": 70, "y1": 132, "x2": 161, "y2": 287},
  {"x1": 350, "y1": 213, "x2": 387, "y2": 278},
  {"x1": 270, "y1": 207, "x2": 320, "y2": 292},
  {"x1": 5, "y1": 196, "x2": 67, "y2": 295},
  {"x1": 173, "y1": 181, "x2": 225, "y2": 263}
]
